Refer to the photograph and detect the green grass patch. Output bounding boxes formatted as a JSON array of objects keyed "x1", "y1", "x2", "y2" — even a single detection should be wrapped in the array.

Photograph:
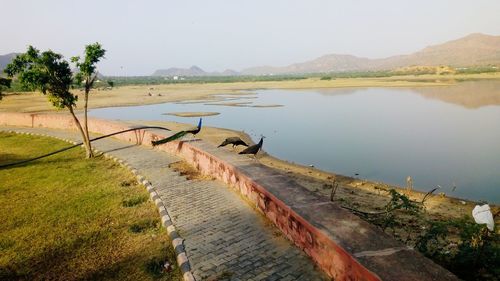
[
  {"x1": 122, "y1": 195, "x2": 149, "y2": 207},
  {"x1": 129, "y1": 219, "x2": 160, "y2": 233},
  {"x1": 0, "y1": 132, "x2": 181, "y2": 280}
]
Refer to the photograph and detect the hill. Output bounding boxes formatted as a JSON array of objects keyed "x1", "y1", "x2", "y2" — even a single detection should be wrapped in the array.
[
  {"x1": 377, "y1": 33, "x2": 500, "y2": 69},
  {"x1": 152, "y1": 65, "x2": 207, "y2": 76},
  {"x1": 242, "y1": 54, "x2": 375, "y2": 75},
  {"x1": 0, "y1": 53, "x2": 19, "y2": 73},
  {"x1": 151, "y1": 65, "x2": 241, "y2": 77},
  {"x1": 241, "y1": 33, "x2": 500, "y2": 75}
]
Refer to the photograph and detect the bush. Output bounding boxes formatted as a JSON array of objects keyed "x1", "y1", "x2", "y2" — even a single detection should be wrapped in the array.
[{"x1": 416, "y1": 217, "x2": 500, "y2": 281}]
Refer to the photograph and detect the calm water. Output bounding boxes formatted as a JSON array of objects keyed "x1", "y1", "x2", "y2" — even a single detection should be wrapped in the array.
[{"x1": 90, "y1": 81, "x2": 500, "y2": 203}]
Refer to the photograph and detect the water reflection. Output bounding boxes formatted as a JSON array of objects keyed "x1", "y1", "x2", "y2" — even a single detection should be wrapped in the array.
[{"x1": 415, "y1": 80, "x2": 500, "y2": 108}]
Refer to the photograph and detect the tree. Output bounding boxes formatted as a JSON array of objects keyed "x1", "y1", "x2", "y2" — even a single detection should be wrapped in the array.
[
  {"x1": 71, "y1": 43, "x2": 106, "y2": 157},
  {"x1": 4, "y1": 45, "x2": 99, "y2": 158},
  {"x1": 0, "y1": 77, "x2": 11, "y2": 100},
  {"x1": 107, "y1": 80, "x2": 114, "y2": 88}
]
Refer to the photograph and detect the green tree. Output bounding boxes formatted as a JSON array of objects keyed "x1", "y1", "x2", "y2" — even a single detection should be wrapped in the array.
[
  {"x1": 107, "y1": 80, "x2": 114, "y2": 88},
  {"x1": 0, "y1": 77, "x2": 11, "y2": 100},
  {"x1": 71, "y1": 43, "x2": 106, "y2": 156},
  {"x1": 4, "y1": 46, "x2": 95, "y2": 157}
]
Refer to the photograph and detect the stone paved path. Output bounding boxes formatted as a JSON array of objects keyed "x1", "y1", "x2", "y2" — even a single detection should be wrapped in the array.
[{"x1": 1, "y1": 127, "x2": 327, "y2": 281}]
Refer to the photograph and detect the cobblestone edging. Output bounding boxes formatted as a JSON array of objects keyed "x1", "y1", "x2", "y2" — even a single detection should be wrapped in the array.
[{"x1": 3, "y1": 130, "x2": 195, "y2": 281}]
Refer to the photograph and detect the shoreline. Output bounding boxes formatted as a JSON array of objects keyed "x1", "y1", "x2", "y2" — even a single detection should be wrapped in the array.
[
  {"x1": 2, "y1": 75, "x2": 499, "y2": 207},
  {"x1": 3, "y1": 73, "x2": 500, "y2": 113},
  {"x1": 1, "y1": 75, "x2": 498, "y2": 208},
  {"x1": 129, "y1": 119, "x2": 496, "y2": 210}
]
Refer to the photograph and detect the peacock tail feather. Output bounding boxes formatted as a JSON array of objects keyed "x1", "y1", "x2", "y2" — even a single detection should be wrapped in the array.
[{"x1": 151, "y1": 131, "x2": 188, "y2": 146}]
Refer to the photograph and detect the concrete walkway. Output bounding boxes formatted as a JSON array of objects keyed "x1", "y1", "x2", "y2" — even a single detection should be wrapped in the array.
[{"x1": 1, "y1": 126, "x2": 327, "y2": 281}]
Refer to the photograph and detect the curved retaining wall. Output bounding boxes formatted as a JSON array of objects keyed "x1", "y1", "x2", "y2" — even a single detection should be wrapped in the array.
[{"x1": 0, "y1": 112, "x2": 458, "y2": 281}]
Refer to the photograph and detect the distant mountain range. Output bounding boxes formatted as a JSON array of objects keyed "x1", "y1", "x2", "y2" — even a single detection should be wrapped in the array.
[
  {"x1": 152, "y1": 33, "x2": 500, "y2": 76},
  {"x1": 152, "y1": 65, "x2": 240, "y2": 77},
  {"x1": 2, "y1": 33, "x2": 499, "y2": 77}
]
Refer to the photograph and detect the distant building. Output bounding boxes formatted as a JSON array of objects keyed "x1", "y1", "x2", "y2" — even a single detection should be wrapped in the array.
[{"x1": 173, "y1": 76, "x2": 179, "y2": 80}]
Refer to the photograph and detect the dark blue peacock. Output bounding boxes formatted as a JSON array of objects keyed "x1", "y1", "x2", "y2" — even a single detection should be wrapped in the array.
[
  {"x1": 238, "y1": 137, "x2": 263, "y2": 157},
  {"x1": 218, "y1": 137, "x2": 248, "y2": 148}
]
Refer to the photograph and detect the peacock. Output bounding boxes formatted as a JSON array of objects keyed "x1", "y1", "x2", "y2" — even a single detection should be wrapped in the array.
[
  {"x1": 238, "y1": 137, "x2": 263, "y2": 157},
  {"x1": 218, "y1": 137, "x2": 248, "y2": 148},
  {"x1": 152, "y1": 118, "x2": 202, "y2": 146}
]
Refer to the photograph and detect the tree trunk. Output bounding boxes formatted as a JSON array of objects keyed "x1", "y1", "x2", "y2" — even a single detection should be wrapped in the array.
[
  {"x1": 68, "y1": 105, "x2": 93, "y2": 158},
  {"x1": 83, "y1": 83, "x2": 90, "y2": 142}
]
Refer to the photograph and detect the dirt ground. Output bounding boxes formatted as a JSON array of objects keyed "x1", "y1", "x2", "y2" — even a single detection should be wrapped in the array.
[{"x1": 3, "y1": 75, "x2": 499, "y2": 244}]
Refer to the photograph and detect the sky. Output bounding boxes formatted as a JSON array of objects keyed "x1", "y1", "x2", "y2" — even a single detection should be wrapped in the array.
[{"x1": 1, "y1": 0, "x2": 499, "y2": 76}]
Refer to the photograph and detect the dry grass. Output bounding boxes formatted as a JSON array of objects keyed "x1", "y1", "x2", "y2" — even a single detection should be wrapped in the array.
[{"x1": 169, "y1": 160, "x2": 215, "y2": 181}]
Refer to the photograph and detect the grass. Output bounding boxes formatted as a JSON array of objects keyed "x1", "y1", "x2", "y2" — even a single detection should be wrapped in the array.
[{"x1": 0, "y1": 132, "x2": 182, "y2": 281}]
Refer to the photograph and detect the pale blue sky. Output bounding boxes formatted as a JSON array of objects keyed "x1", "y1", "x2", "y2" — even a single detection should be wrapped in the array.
[{"x1": 1, "y1": 0, "x2": 499, "y2": 75}]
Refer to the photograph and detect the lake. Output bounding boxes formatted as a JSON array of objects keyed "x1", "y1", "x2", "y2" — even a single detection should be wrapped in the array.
[{"x1": 90, "y1": 80, "x2": 500, "y2": 203}]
